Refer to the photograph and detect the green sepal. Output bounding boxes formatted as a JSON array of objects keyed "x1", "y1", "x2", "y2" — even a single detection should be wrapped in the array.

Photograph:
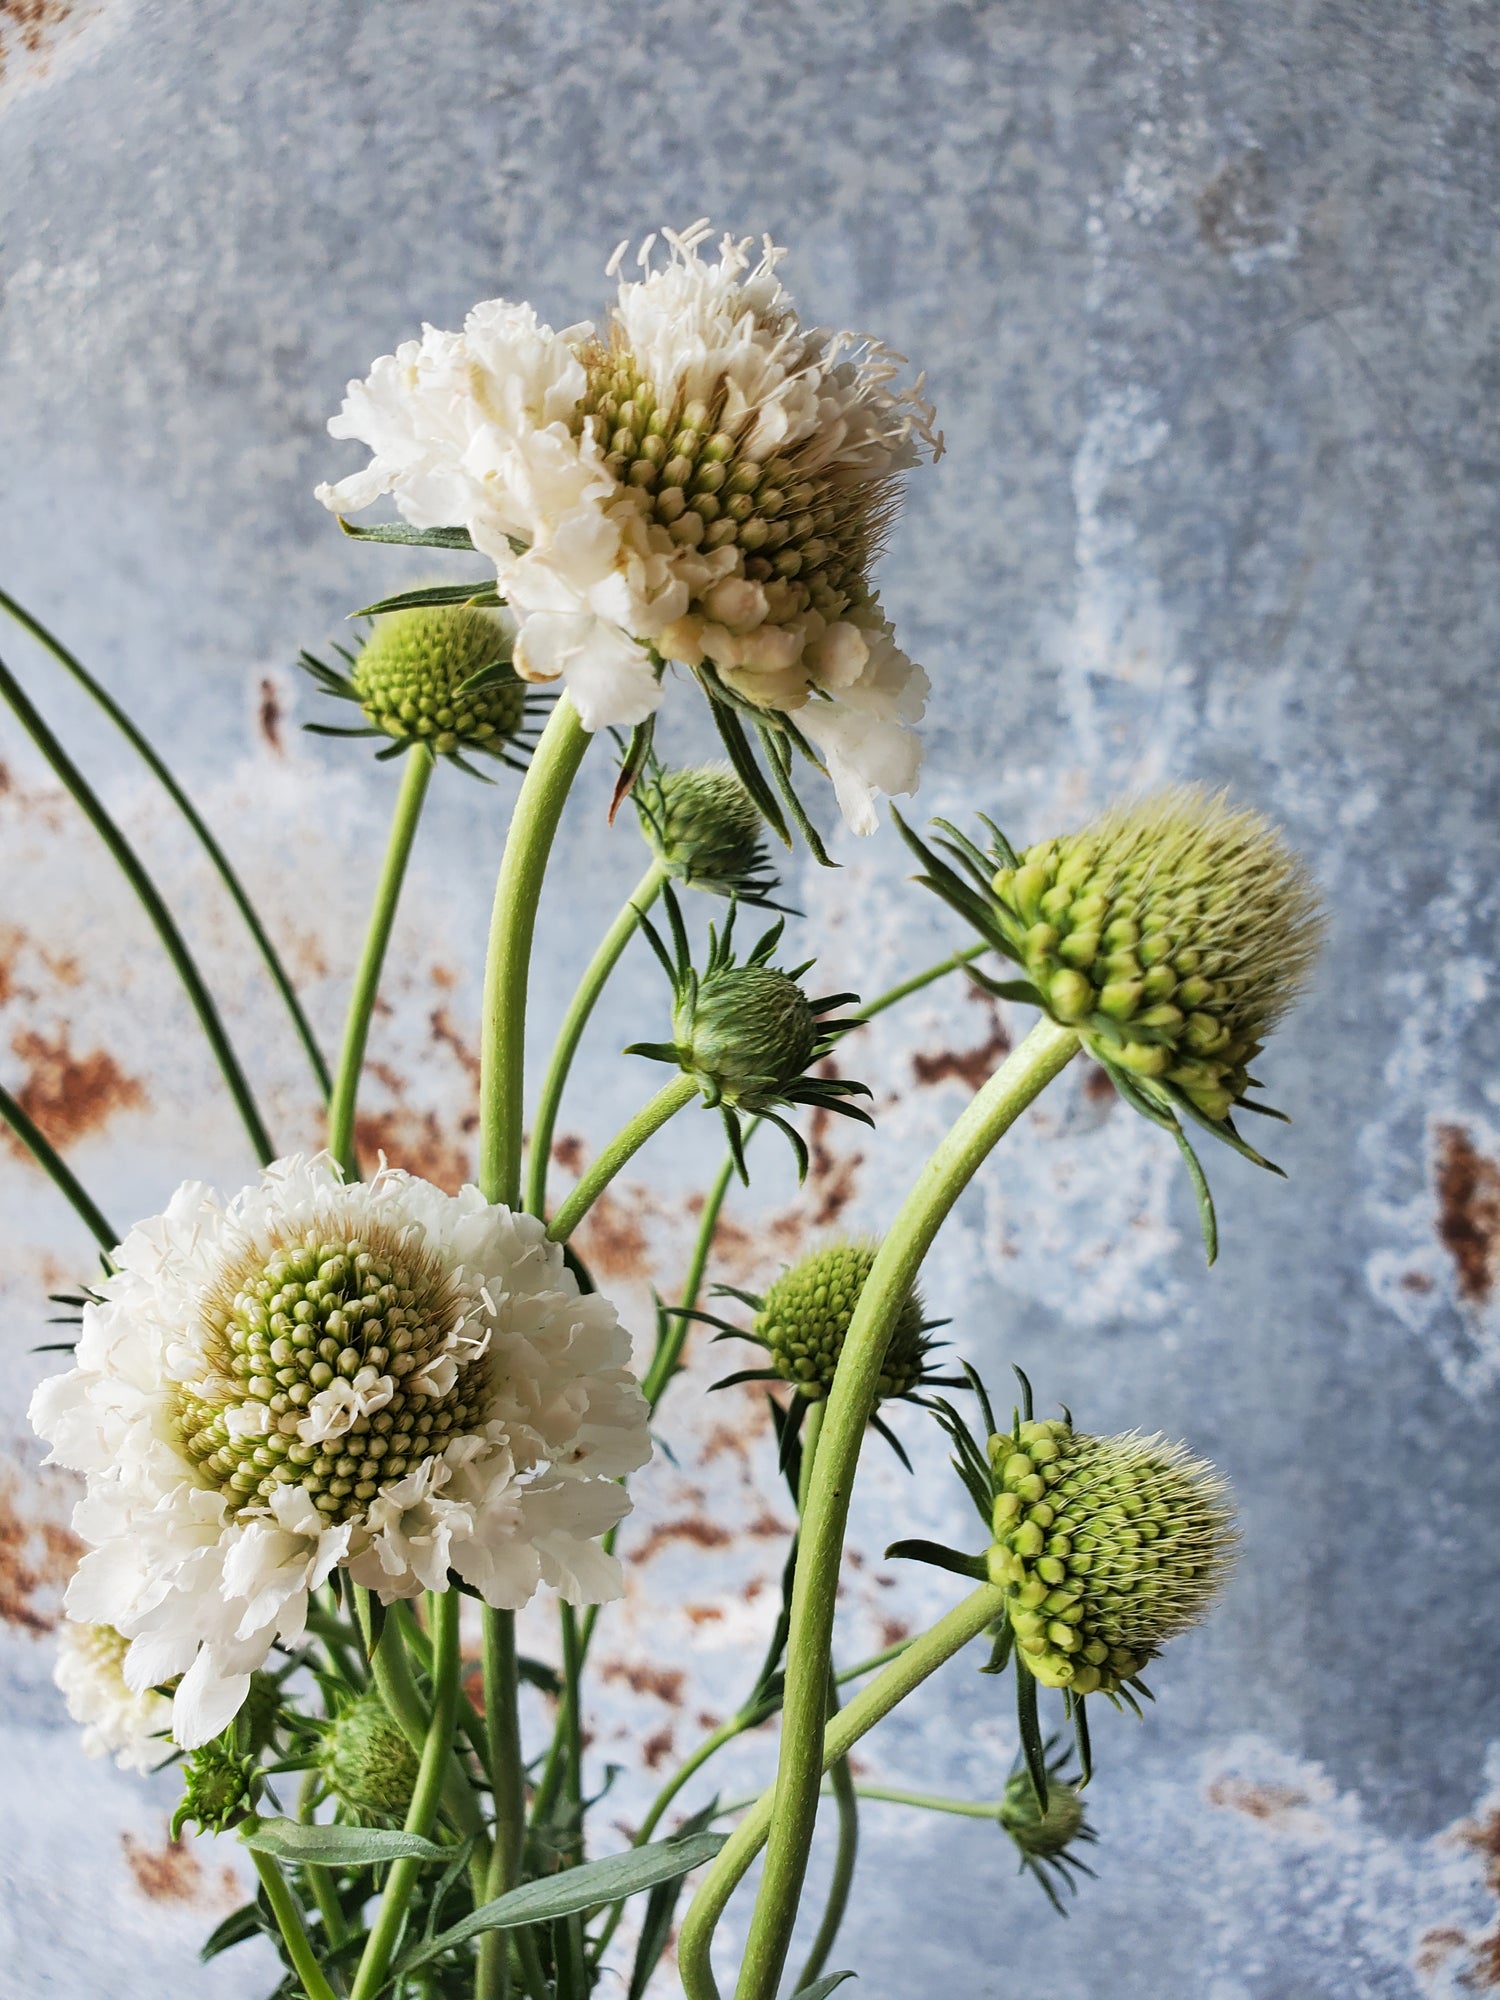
[
  {"x1": 884, "y1": 1538, "x2": 989, "y2": 1582},
  {"x1": 791, "y1": 1977, "x2": 857, "y2": 1999},
  {"x1": 758, "y1": 720, "x2": 835, "y2": 868},
  {"x1": 708, "y1": 696, "x2": 792, "y2": 847},
  {"x1": 336, "y1": 520, "x2": 477, "y2": 550},
  {"x1": 610, "y1": 716, "x2": 657, "y2": 823},
  {"x1": 1015, "y1": 1658, "x2": 1049, "y2": 1812},
  {"x1": 1169, "y1": 1121, "x2": 1219, "y2": 1267},
  {"x1": 982, "y1": 1616, "x2": 1015, "y2": 1677},
  {"x1": 349, "y1": 580, "x2": 501, "y2": 619}
]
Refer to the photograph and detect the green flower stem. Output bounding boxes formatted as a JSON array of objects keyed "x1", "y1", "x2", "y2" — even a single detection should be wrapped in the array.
[
  {"x1": 477, "y1": 1609, "x2": 527, "y2": 2000},
  {"x1": 678, "y1": 1584, "x2": 1009, "y2": 2000},
  {"x1": 0, "y1": 648, "x2": 275, "y2": 1165},
  {"x1": 736, "y1": 1016, "x2": 1080, "y2": 2000},
  {"x1": 0, "y1": 1078, "x2": 117, "y2": 1253},
  {"x1": 844, "y1": 1783, "x2": 1002, "y2": 1819},
  {"x1": 851, "y1": 942, "x2": 986, "y2": 1021},
  {"x1": 351, "y1": 1590, "x2": 462, "y2": 2000},
  {"x1": 365, "y1": 1595, "x2": 485, "y2": 1852},
  {"x1": 478, "y1": 690, "x2": 591, "y2": 1211},
  {"x1": 834, "y1": 1640, "x2": 911, "y2": 1686},
  {"x1": 639, "y1": 1139, "x2": 742, "y2": 1409},
  {"x1": 0, "y1": 586, "x2": 333, "y2": 1100},
  {"x1": 326, "y1": 745, "x2": 435, "y2": 1178},
  {"x1": 544, "y1": 1075, "x2": 698, "y2": 1243},
  {"x1": 525, "y1": 858, "x2": 668, "y2": 1217},
  {"x1": 296, "y1": 1768, "x2": 349, "y2": 1950},
  {"x1": 250, "y1": 1849, "x2": 341, "y2": 2000}
]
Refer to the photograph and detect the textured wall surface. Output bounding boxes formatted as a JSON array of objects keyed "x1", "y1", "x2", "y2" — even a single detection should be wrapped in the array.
[{"x1": 2, "y1": 3, "x2": 1498, "y2": 1995}]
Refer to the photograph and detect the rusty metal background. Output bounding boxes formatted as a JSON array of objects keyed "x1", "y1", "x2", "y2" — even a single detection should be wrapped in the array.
[{"x1": 2, "y1": 3, "x2": 1498, "y2": 1995}]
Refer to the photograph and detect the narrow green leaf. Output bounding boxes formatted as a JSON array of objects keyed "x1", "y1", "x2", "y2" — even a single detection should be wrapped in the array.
[
  {"x1": 791, "y1": 1975, "x2": 857, "y2": 1998},
  {"x1": 1169, "y1": 1122, "x2": 1219, "y2": 1267},
  {"x1": 1015, "y1": 1659, "x2": 1049, "y2": 1812},
  {"x1": 336, "y1": 520, "x2": 477, "y2": 550},
  {"x1": 394, "y1": 1832, "x2": 728, "y2": 1975},
  {"x1": 238, "y1": 1817, "x2": 450, "y2": 1865},
  {"x1": 350, "y1": 581, "x2": 501, "y2": 619},
  {"x1": 883, "y1": 1539, "x2": 989, "y2": 1582},
  {"x1": 709, "y1": 699, "x2": 791, "y2": 847},
  {"x1": 627, "y1": 1799, "x2": 721, "y2": 2000},
  {"x1": 199, "y1": 1900, "x2": 265, "y2": 1962}
]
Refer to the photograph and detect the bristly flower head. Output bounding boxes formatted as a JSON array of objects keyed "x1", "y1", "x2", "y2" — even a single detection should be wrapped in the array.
[
  {"x1": 632, "y1": 752, "x2": 785, "y2": 907},
  {"x1": 898, "y1": 785, "x2": 1324, "y2": 1259},
  {"x1": 29, "y1": 1155, "x2": 651, "y2": 1747},
  {"x1": 299, "y1": 604, "x2": 551, "y2": 777},
  {"x1": 319, "y1": 1691, "x2": 419, "y2": 1824},
  {"x1": 54, "y1": 1618, "x2": 171, "y2": 1774},
  {"x1": 627, "y1": 887, "x2": 871, "y2": 1179},
  {"x1": 315, "y1": 221, "x2": 942, "y2": 837},
  {"x1": 998, "y1": 1741, "x2": 1098, "y2": 1913}
]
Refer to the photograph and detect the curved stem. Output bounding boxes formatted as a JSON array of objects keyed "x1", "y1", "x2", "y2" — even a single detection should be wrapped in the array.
[
  {"x1": 851, "y1": 942, "x2": 985, "y2": 1022},
  {"x1": 847, "y1": 1783, "x2": 1002, "y2": 1819},
  {"x1": 0, "y1": 648, "x2": 275, "y2": 1165},
  {"x1": 351, "y1": 1589, "x2": 461, "y2": 2000},
  {"x1": 678, "y1": 1585, "x2": 1008, "y2": 2000},
  {"x1": 640, "y1": 1136, "x2": 742, "y2": 1409},
  {"x1": 0, "y1": 586, "x2": 333, "y2": 1101},
  {"x1": 0, "y1": 1079, "x2": 117, "y2": 1253},
  {"x1": 250, "y1": 1849, "x2": 341, "y2": 2000},
  {"x1": 544, "y1": 1074, "x2": 697, "y2": 1243},
  {"x1": 796, "y1": 1700, "x2": 857, "y2": 1993},
  {"x1": 478, "y1": 692, "x2": 591, "y2": 1211},
  {"x1": 736, "y1": 1018, "x2": 1079, "y2": 2000},
  {"x1": 525, "y1": 858, "x2": 668, "y2": 1217},
  {"x1": 326, "y1": 746, "x2": 435, "y2": 1177}
]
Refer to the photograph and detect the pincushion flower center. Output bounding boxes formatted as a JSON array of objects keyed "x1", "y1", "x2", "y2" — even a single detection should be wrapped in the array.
[{"x1": 174, "y1": 1223, "x2": 482, "y2": 1524}]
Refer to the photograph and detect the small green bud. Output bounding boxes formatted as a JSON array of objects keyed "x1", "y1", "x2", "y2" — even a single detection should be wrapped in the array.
[
  {"x1": 634, "y1": 761, "x2": 777, "y2": 901},
  {"x1": 352, "y1": 605, "x2": 527, "y2": 756},
  {"x1": 240, "y1": 1670, "x2": 283, "y2": 1756},
  {"x1": 675, "y1": 964, "x2": 817, "y2": 1111},
  {"x1": 755, "y1": 1240, "x2": 929, "y2": 1403},
  {"x1": 999, "y1": 1763, "x2": 1087, "y2": 1862},
  {"x1": 172, "y1": 1739, "x2": 262, "y2": 1839},
  {"x1": 992, "y1": 786, "x2": 1323, "y2": 1123},
  {"x1": 320, "y1": 1693, "x2": 419, "y2": 1824},
  {"x1": 986, "y1": 1418, "x2": 1236, "y2": 1692}
]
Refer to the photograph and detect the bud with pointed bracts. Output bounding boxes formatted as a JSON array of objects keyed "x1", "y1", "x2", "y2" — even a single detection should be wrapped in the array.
[
  {"x1": 319, "y1": 1691, "x2": 419, "y2": 1825},
  {"x1": 998, "y1": 1741, "x2": 1098, "y2": 1913},
  {"x1": 172, "y1": 1737, "x2": 262, "y2": 1839},
  {"x1": 299, "y1": 603, "x2": 552, "y2": 775},
  {"x1": 632, "y1": 752, "x2": 785, "y2": 906},
  {"x1": 627, "y1": 887, "x2": 872, "y2": 1179}
]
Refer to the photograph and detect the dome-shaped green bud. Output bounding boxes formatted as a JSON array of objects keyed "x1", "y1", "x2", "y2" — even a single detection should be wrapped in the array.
[
  {"x1": 320, "y1": 1693, "x2": 419, "y2": 1824},
  {"x1": 756, "y1": 1240, "x2": 927, "y2": 1402},
  {"x1": 240, "y1": 1670, "x2": 283, "y2": 1756},
  {"x1": 635, "y1": 761, "x2": 778, "y2": 902},
  {"x1": 986, "y1": 1418, "x2": 1236, "y2": 1694},
  {"x1": 991, "y1": 786, "x2": 1323, "y2": 1123},
  {"x1": 351, "y1": 606, "x2": 527, "y2": 757},
  {"x1": 675, "y1": 963, "x2": 818, "y2": 1112},
  {"x1": 171, "y1": 1739, "x2": 262, "y2": 1839},
  {"x1": 998, "y1": 1761, "x2": 1087, "y2": 1861}
]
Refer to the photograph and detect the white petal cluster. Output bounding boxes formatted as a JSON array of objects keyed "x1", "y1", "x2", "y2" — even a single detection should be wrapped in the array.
[
  {"x1": 316, "y1": 222, "x2": 940, "y2": 835},
  {"x1": 54, "y1": 1619, "x2": 171, "y2": 1774},
  {"x1": 30, "y1": 1156, "x2": 651, "y2": 1749}
]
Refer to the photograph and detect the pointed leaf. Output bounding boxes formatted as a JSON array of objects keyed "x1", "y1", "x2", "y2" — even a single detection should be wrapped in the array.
[
  {"x1": 238, "y1": 1817, "x2": 450, "y2": 1866},
  {"x1": 350, "y1": 581, "x2": 500, "y2": 619},
  {"x1": 336, "y1": 520, "x2": 477, "y2": 550},
  {"x1": 791, "y1": 1975, "x2": 857, "y2": 1998},
  {"x1": 884, "y1": 1539, "x2": 989, "y2": 1582},
  {"x1": 1169, "y1": 1122, "x2": 1219, "y2": 1267}
]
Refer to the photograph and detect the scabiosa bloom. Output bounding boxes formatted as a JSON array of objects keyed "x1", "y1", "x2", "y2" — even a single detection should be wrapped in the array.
[
  {"x1": 30, "y1": 1155, "x2": 651, "y2": 1748},
  {"x1": 315, "y1": 222, "x2": 941, "y2": 834},
  {"x1": 54, "y1": 1619, "x2": 171, "y2": 1774}
]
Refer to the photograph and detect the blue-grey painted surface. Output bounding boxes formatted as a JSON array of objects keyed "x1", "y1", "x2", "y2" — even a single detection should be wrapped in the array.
[{"x1": 1, "y1": 3, "x2": 1497, "y2": 1995}]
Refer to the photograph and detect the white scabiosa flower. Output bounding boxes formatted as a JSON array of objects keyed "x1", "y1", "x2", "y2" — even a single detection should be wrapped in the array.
[
  {"x1": 54, "y1": 1619, "x2": 171, "y2": 1774},
  {"x1": 316, "y1": 221, "x2": 941, "y2": 835},
  {"x1": 29, "y1": 1155, "x2": 651, "y2": 1749}
]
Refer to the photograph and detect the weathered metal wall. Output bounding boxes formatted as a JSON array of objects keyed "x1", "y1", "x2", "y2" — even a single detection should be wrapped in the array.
[{"x1": 1, "y1": 2, "x2": 1497, "y2": 1994}]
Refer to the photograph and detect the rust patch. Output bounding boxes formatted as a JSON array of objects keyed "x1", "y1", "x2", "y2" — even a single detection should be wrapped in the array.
[
  {"x1": 601, "y1": 1661, "x2": 685, "y2": 1706},
  {"x1": 575, "y1": 1187, "x2": 650, "y2": 1281},
  {"x1": 1198, "y1": 149, "x2": 1282, "y2": 255},
  {"x1": 1418, "y1": 1929, "x2": 1468, "y2": 1976},
  {"x1": 746, "y1": 1510, "x2": 791, "y2": 1540},
  {"x1": 0, "y1": 0, "x2": 77, "y2": 77},
  {"x1": 8, "y1": 1027, "x2": 146, "y2": 1149},
  {"x1": 430, "y1": 1007, "x2": 480, "y2": 1083},
  {"x1": 0, "y1": 1465, "x2": 82, "y2": 1633},
  {"x1": 121, "y1": 1832, "x2": 202, "y2": 1903},
  {"x1": 354, "y1": 1108, "x2": 470, "y2": 1194},
  {"x1": 552, "y1": 1132, "x2": 586, "y2": 1175},
  {"x1": 1435, "y1": 1125, "x2": 1500, "y2": 1303},
  {"x1": 642, "y1": 1725, "x2": 675, "y2": 1770},
  {"x1": 911, "y1": 994, "x2": 1011, "y2": 1094},
  {"x1": 684, "y1": 1605, "x2": 723, "y2": 1625},
  {"x1": 1081, "y1": 1062, "x2": 1116, "y2": 1104},
  {"x1": 257, "y1": 677, "x2": 284, "y2": 753},
  {"x1": 1205, "y1": 1776, "x2": 1309, "y2": 1822},
  {"x1": 878, "y1": 1617, "x2": 911, "y2": 1649},
  {"x1": 631, "y1": 1515, "x2": 733, "y2": 1563}
]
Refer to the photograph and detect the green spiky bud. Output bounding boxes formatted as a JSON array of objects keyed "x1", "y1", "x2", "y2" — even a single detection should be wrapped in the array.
[
  {"x1": 674, "y1": 964, "x2": 818, "y2": 1111},
  {"x1": 986, "y1": 1418, "x2": 1236, "y2": 1694},
  {"x1": 998, "y1": 1762, "x2": 1087, "y2": 1861},
  {"x1": 320, "y1": 1693, "x2": 419, "y2": 1824},
  {"x1": 171, "y1": 1739, "x2": 262, "y2": 1839},
  {"x1": 240, "y1": 1670, "x2": 283, "y2": 1756},
  {"x1": 756, "y1": 1240, "x2": 927, "y2": 1402},
  {"x1": 635, "y1": 761, "x2": 774, "y2": 900},
  {"x1": 352, "y1": 605, "x2": 527, "y2": 756},
  {"x1": 991, "y1": 786, "x2": 1322, "y2": 1121}
]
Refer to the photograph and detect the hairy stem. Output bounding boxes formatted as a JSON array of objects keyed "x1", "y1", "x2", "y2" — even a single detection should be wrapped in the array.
[
  {"x1": 735, "y1": 1018, "x2": 1079, "y2": 1999},
  {"x1": 678, "y1": 1585, "x2": 1008, "y2": 2000},
  {"x1": 326, "y1": 745, "x2": 435, "y2": 1177},
  {"x1": 525, "y1": 858, "x2": 668, "y2": 1217},
  {"x1": 0, "y1": 1080, "x2": 117, "y2": 1253},
  {"x1": 250, "y1": 1850, "x2": 341, "y2": 2000},
  {"x1": 0, "y1": 586, "x2": 333, "y2": 1100},
  {"x1": 477, "y1": 1609, "x2": 527, "y2": 2000},
  {"x1": 544, "y1": 1074, "x2": 697, "y2": 1243},
  {"x1": 0, "y1": 648, "x2": 275, "y2": 1164}
]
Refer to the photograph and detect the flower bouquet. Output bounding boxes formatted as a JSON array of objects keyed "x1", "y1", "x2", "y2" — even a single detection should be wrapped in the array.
[{"x1": 6, "y1": 222, "x2": 1321, "y2": 2000}]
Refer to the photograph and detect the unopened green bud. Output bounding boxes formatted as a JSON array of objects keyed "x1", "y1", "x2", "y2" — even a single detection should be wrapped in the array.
[
  {"x1": 635, "y1": 762, "x2": 774, "y2": 900},
  {"x1": 353, "y1": 605, "x2": 527, "y2": 756},
  {"x1": 172, "y1": 1739, "x2": 261, "y2": 1839},
  {"x1": 320, "y1": 1693, "x2": 418, "y2": 1824},
  {"x1": 675, "y1": 964, "x2": 817, "y2": 1111},
  {"x1": 987, "y1": 1418, "x2": 1236, "y2": 1693},
  {"x1": 240, "y1": 1670, "x2": 283, "y2": 1756},
  {"x1": 756, "y1": 1240, "x2": 928, "y2": 1402},
  {"x1": 998, "y1": 1763, "x2": 1087, "y2": 1862},
  {"x1": 993, "y1": 786, "x2": 1323, "y2": 1121}
]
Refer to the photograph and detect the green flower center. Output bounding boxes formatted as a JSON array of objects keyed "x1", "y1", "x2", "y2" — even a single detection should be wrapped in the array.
[
  {"x1": 757, "y1": 1243, "x2": 926, "y2": 1402},
  {"x1": 321, "y1": 1694, "x2": 419, "y2": 1822},
  {"x1": 353, "y1": 607, "x2": 527, "y2": 754},
  {"x1": 174, "y1": 1224, "x2": 483, "y2": 1524}
]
